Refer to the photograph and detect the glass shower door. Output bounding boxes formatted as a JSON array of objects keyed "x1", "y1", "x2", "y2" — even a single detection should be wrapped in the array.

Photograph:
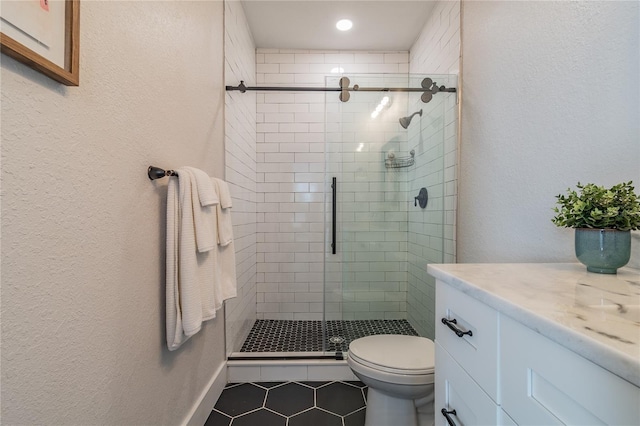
[{"x1": 324, "y1": 74, "x2": 453, "y2": 352}]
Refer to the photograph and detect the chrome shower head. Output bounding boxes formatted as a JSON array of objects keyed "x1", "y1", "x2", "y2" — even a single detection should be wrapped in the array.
[{"x1": 399, "y1": 109, "x2": 423, "y2": 129}]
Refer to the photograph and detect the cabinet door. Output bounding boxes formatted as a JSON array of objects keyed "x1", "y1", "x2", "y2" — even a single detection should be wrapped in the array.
[
  {"x1": 498, "y1": 408, "x2": 517, "y2": 426},
  {"x1": 436, "y1": 281, "x2": 499, "y2": 402},
  {"x1": 501, "y1": 315, "x2": 640, "y2": 425},
  {"x1": 435, "y1": 342, "x2": 498, "y2": 425}
]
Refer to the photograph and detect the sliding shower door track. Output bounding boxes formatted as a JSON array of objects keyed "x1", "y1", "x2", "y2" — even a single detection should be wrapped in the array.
[{"x1": 229, "y1": 351, "x2": 345, "y2": 361}]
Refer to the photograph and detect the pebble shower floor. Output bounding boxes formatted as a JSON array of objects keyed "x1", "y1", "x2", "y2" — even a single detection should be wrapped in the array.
[{"x1": 240, "y1": 319, "x2": 418, "y2": 353}]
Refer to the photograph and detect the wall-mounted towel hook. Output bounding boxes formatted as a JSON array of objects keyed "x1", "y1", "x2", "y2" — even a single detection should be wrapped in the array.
[{"x1": 148, "y1": 166, "x2": 178, "y2": 180}]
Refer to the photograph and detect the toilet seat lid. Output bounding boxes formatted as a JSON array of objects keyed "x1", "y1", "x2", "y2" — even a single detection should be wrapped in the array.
[{"x1": 348, "y1": 335, "x2": 435, "y2": 375}]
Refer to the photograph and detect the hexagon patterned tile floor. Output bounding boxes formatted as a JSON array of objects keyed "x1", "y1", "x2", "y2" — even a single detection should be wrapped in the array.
[
  {"x1": 240, "y1": 319, "x2": 418, "y2": 352},
  {"x1": 205, "y1": 381, "x2": 367, "y2": 426}
]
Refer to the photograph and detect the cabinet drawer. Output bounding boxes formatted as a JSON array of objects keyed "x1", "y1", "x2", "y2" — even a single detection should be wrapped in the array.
[
  {"x1": 436, "y1": 281, "x2": 499, "y2": 402},
  {"x1": 501, "y1": 315, "x2": 640, "y2": 425},
  {"x1": 435, "y1": 342, "x2": 499, "y2": 426}
]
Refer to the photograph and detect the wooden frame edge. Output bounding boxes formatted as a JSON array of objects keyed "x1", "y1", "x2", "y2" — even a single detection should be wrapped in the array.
[{"x1": 0, "y1": 0, "x2": 80, "y2": 86}]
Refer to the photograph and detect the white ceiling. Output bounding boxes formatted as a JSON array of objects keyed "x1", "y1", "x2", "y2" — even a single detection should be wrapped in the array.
[{"x1": 240, "y1": 1, "x2": 436, "y2": 51}]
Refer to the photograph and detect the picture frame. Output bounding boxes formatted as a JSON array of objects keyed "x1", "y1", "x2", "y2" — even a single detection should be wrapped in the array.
[{"x1": 1, "y1": 0, "x2": 80, "y2": 86}]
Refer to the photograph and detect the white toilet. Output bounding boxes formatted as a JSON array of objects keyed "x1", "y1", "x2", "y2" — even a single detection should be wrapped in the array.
[{"x1": 347, "y1": 334, "x2": 435, "y2": 426}]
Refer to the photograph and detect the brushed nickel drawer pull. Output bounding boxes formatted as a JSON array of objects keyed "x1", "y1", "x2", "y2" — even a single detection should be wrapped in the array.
[{"x1": 441, "y1": 318, "x2": 473, "y2": 338}]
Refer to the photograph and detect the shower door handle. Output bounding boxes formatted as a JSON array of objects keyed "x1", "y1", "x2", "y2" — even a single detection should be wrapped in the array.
[{"x1": 331, "y1": 177, "x2": 336, "y2": 254}]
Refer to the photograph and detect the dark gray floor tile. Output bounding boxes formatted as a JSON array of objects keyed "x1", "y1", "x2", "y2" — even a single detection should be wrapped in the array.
[
  {"x1": 344, "y1": 407, "x2": 367, "y2": 426},
  {"x1": 299, "y1": 381, "x2": 330, "y2": 388},
  {"x1": 203, "y1": 410, "x2": 231, "y2": 426},
  {"x1": 317, "y1": 382, "x2": 366, "y2": 416},
  {"x1": 232, "y1": 409, "x2": 286, "y2": 426},
  {"x1": 214, "y1": 383, "x2": 265, "y2": 416},
  {"x1": 265, "y1": 382, "x2": 314, "y2": 416},
  {"x1": 289, "y1": 408, "x2": 342, "y2": 426},
  {"x1": 212, "y1": 379, "x2": 370, "y2": 426},
  {"x1": 254, "y1": 381, "x2": 285, "y2": 389},
  {"x1": 342, "y1": 381, "x2": 368, "y2": 403},
  {"x1": 344, "y1": 381, "x2": 366, "y2": 388}
]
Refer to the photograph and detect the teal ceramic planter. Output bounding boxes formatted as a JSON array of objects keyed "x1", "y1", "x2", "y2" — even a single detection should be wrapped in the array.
[{"x1": 575, "y1": 228, "x2": 631, "y2": 274}]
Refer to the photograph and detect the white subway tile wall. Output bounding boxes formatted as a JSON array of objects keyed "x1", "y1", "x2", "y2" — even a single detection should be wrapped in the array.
[
  {"x1": 224, "y1": 1, "x2": 258, "y2": 354},
  {"x1": 407, "y1": 1, "x2": 461, "y2": 339},
  {"x1": 256, "y1": 50, "x2": 410, "y2": 320}
]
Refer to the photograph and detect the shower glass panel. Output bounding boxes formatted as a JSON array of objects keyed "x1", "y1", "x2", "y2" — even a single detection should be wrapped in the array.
[
  {"x1": 231, "y1": 73, "x2": 456, "y2": 357},
  {"x1": 324, "y1": 74, "x2": 455, "y2": 352}
]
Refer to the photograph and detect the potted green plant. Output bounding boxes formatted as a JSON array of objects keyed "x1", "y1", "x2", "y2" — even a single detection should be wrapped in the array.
[{"x1": 552, "y1": 181, "x2": 640, "y2": 274}]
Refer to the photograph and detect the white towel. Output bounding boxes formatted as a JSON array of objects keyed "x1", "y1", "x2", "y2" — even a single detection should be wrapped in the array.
[
  {"x1": 177, "y1": 168, "x2": 211, "y2": 335},
  {"x1": 185, "y1": 166, "x2": 219, "y2": 207},
  {"x1": 214, "y1": 177, "x2": 233, "y2": 209},
  {"x1": 184, "y1": 167, "x2": 219, "y2": 319},
  {"x1": 216, "y1": 242, "x2": 238, "y2": 302},
  {"x1": 166, "y1": 167, "x2": 219, "y2": 351},
  {"x1": 183, "y1": 168, "x2": 217, "y2": 253},
  {"x1": 166, "y1": 172, "x2": 202, "y2": 350},
  {"x1": 213, "y1": 178, "x2": 234, "y2": 246},
  {"x1": 165, "y1": 177, "x2": 185, "y2": 350},
  {"x1": 212, "y1": 178, "x2": 237, "y2": 302}
]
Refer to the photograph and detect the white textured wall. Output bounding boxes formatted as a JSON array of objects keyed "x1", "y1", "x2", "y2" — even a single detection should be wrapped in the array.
[
  {"x1": 1, "y1": 1, "x2": 226, "y2": 424},
  {"x1": 459, "y1": 1, "x2": 640, "y2": 266},
  {"x1": 407, "y1": 0, "x2": 461, "y2": 338},
  {"x1": 224, "y1": 0, "x2": 258, "y2": 354}
]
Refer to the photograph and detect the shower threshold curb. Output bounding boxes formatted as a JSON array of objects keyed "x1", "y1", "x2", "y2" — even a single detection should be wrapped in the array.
[{"x1": 227, "y1": 356, "x2": 357, "y2": 383}]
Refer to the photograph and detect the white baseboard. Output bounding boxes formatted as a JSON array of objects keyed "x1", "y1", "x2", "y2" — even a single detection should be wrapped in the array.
[{"x1": 182, "y1": 362, "x2": 227, "y2": 426}]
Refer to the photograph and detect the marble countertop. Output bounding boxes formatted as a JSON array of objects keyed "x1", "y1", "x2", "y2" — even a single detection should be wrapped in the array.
[{"x1": 427, "y1": 263, "x2": 640, "y2": 387}]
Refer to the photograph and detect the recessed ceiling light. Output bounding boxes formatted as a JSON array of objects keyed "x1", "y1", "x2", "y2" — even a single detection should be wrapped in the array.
[
  {"x1": 336, "y1": 19, "x2": 353, "y2": 31},
  {"x1": 331, "y1": 67, "x2": 345, "y2": 74}
]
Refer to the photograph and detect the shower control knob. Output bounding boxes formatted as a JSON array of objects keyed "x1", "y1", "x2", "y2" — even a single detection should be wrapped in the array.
[{"x1": 414, "y1": 187, "x2": 428, "y2": 208}]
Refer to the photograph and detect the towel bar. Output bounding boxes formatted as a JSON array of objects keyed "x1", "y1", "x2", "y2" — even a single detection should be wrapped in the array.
[{"x1": 148, "y1": 166, "x2": 178, "y2": 180}]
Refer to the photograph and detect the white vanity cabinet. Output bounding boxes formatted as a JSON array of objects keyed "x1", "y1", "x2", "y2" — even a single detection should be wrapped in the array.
[
  {"x1": 435, "y1": 282, "x2": 499, "y2": 400},
  {"x1": 435, "y1": 341, "x2": 498, "y2": 425},
  {"x1": 430, "y1": 264, "x2": 640, "y2": 426},
  {"x1": 500, "y1": 315, "x2": 640, "y2": 425},
  {"x1": 435, "y1": 281, "x2": 502, "y2": 425}
]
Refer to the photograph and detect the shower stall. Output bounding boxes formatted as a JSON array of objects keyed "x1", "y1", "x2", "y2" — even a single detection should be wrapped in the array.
[{"x1": 227, "y1": 73, "x2": 457, "y2": 357}]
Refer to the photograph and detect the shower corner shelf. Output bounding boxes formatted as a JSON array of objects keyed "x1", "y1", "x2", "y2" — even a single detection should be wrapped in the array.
[{"x1": 385, "y1": 150, "x2": 415, "y2": 169}]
